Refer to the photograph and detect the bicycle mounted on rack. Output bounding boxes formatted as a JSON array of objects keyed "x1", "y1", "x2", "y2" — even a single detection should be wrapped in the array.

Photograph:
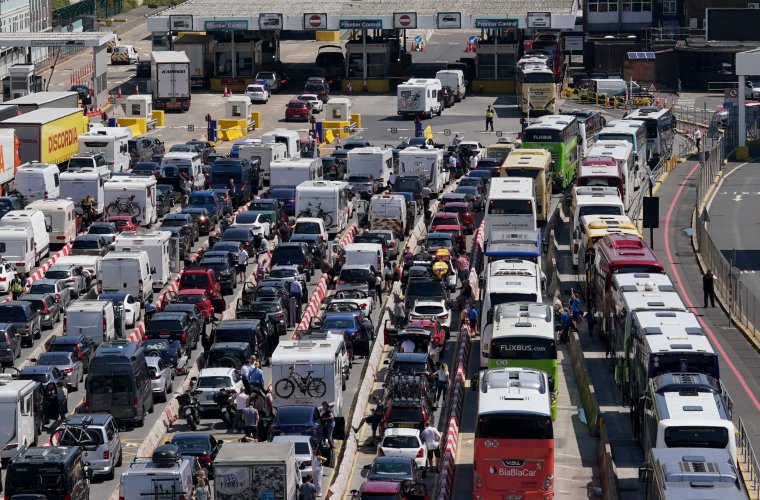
[
  {"x1": 298, "y1": 201, "x2": 333, "y2": 227},
  {"x1": 274, "y1": 366, "x2": 327, "y2": 399},
  {"x1": 106, "y1": 194, "x2": 140, "y2": 217}
]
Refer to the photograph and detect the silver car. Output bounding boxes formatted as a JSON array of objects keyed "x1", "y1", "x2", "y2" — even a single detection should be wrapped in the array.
[
  {"x1": 52, "y1": 413, "x2": 123, "y2": 479},
  {"x1": 272, "y1": 434, "x2": 317, "y2": 479},
  {"x1": 27, "y1": 278, "x2": 73, "y2": 309},
  {"x1": 35, "y1": 351, "x2": 83, "y2": 391},
  {"x1": 146, "y1": 356, "x2": 173, "y2": 402}
]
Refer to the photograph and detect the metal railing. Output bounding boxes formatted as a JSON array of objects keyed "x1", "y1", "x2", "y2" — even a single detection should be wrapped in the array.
[{"x1": 722, "y1": 384, "x2": 760, "y2": 498}]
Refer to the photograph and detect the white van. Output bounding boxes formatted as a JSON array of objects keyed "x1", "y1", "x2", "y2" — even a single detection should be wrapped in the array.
[
  {"x1": 347, "y1": 147, "x2": 393, "y2": 191},
  {"x1": 119, "y1": 453, "x2": 194, "y2": 500},
  {"x1": 60, "y1": 168, "x2": 110, "y2": 214},
  {"x1": 261, "y1": 128, "x2": 301, "y2": 158},
  {"x1": 26, "y1": 199, "x2": 77, "y2": 247},
  {"x1": 369, "y1": 193, "x2": 407, "y2": 238},
  {"x1": 99, "y1": 250, "x2": 154, "y2": 305},
  {"x1": 237, "y1": 142, "x2": 287, "y2": 185},
  {"x1": 0, "y1": 209, "x2": 50, "y2": 263},
  {"x1": 77, "y1": 126, "x2": 133, "y2": 173},
  {"x1": 397, "y1": 147, "x2": 445, "y2": 195},
  {"x1": 269, "y1": 158, "x2": 323, "y2": 189},
  {"x1": 397, "y1": 78, "x2": 443, "y2": 118},
  {"x1": 0, "y1": 376, "x2": 37, "y2": 463},
  {"x1": 0, "y1": 226, "x2": 35, "y2": 275},
  {"x1": 14, "y1": 162, "x2": 60, "y2": 202},
  {"x1": 113, "y1": 230, "x2": 171, "y2": 289},
  {"x1": 103, "y1": 176, "x2": 158, "y2": 227},
  {"x1": 344, "y1": 242, "x2": 384, "y2": 273},
  {"x1": 160, "y1": 152, "x2": 204, "y2": 191},
  {"x1": 435, "y1": 69, "x2": 466, "y2": 101},
  {"x1": 64, "y1": 299, "x2": 116, "y2": 347},
  {"x1": 294, "y1": 180, "x2": 352, "y2": 236},
  {"x1": 111, "y1": 44, "x2": 139, "y2": 64}
]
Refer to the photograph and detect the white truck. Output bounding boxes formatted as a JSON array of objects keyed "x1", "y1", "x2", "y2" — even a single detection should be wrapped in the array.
[
  {"x1": 213, "y1": 442, "x2": 300, "y2": 500},
  {"x1": 369, "y1": 193, "x2": 407, "y2": 239},
  {"x1": 398, "y1": 147, "x2": 445, "y2": 195},
  {"x1": 0, "y1": 376, "x2": 37, "y2": 464},
  {"x1": 172, "y1": 34, "x2": 213, "y2": 88},
  {"x1": 103, "y1": 176, "x2": 158, "y2": 227},
  {"x1": 295, "y1": 180, "x2": 352, "y2": 236},
  {"x1": 64, "y1": 299, "x2": 117, "y2": 347},
  {"x1": 435, "y1": 69, "x2": 466, "y2": 101},
  {"x1": 77, "y1": 126, "x2": 133, "y2": 173},
  {"x1": 0, "y1": 129, "x2": 18, "y2": 194},
  {"x1": 14, "y1": 162, "x2": 60, "y2": 202},
  {"x1": 347, "y1": 147, "x2": 393, "y2": 193},
  {"x1": 151, "y1": 50, "x2": 191, "y2": 112},
  {"x1": 113, "y1": 230, "x2": 171, "y2": 289},
  {"x1": 261, "y1": 129, "x2": 301, "y2": 158},
  {"x1": 397, "y1": 78, "x2": 443, "y2": 118},
  {"x1": 270, "y1": 158, "x2": 322, "y2": 189},
  {"x1": 60, "y1": 168, "x2": 110, "y2": 214}
]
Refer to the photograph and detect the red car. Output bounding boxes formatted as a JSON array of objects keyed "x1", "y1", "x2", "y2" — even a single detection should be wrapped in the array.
[
  {"x1": 177, "y1": 269, "x2": 224, "y2": 313},
  {"x1": 429, "y1": 211, "x2": 462, "y2": 231},
  {"x1": 406, "y1": 319, "x2": 446, "y2": 346},
  {"x1": 106, "y1": 215, "x2": 138, "y2": 233},
  {"x1": 354, "y1": 481, "x2": 429, "y2": 500},
  {"x1": 439, "y1": 201, "x2": 474, "y2": 234},
  {"x1": 162, "y1": 288, "x2": 221, "y2": 323},
  {"x1": 285, "y1": 99, "x2": 312, "y2": 122}
]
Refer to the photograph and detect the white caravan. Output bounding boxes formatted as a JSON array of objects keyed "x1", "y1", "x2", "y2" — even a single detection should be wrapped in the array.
[
  {"x1": 113, "y1": 230, "x2": 171, "y2": 289},
  {"x1": 60, "y1": 168, "x2": 110, "y2": 214},
  {"x1": 238, "y1": 142, "x2": 288, "y2": 185},
  {"x1": 294, "y1": 180, "x2": 352, "y2": 236},
  {"x1": 77, "y1": 126, "x2": 132, "y2": 173},
  {"x1": 397, "y1": 147, "x2": 445, "y2": 195},
  {"x1": 103, "y1": 176, "x2": 158, "y2": 227},
  {"x1": 397, "y1": 78, "x2": 443, "y2": 118},
  {"x1": 0, "y1": 376, "x2": 37, "y2": 462},
  {"x1": 26, "y1": 198, "x2": 77, "y2": 247},
  {"x1": 269, "y1": 158, "x2": 323, "y2": 189},
  {"x1": 14, "y1": 162, "x2": 60, "y2": 202}
]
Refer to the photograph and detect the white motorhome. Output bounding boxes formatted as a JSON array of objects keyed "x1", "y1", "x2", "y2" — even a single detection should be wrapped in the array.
[
  {"x1": 237, "y1": 142, "x2": 288, "y2": 185},
  {"x1": 160, "y1": 151, "x2": 204, "y2": 190},
  {"x1": 14, "y1": 162, "x2": 60, "y2": 202},
  {"x1": 113, "y1": 230, "x2": 171, "y2": 289},
  {"x1": 64, "y1": 299, "x2": 116, "y2": 347},
  {"x1": 60, "y1": 168, "x2": 110, "y2": 214},
  {"x1": 294, "y1": 180, "x2": 352, "y2": 236},
  {"x1": 0, "y1": 209, "x2": 50, "y2": 263},
  {"x1": 26, "y1": 198, "x2": 77, "y2": 247},
  {"x1": 261, "y1": 128, "x2": 301, "y2": 158},
  {"x1": 103, "y1": 176, "x2": 158, "y2": 227},
  {"x1": 397, "y1": 78, "x2": 443, "y2": 118},
  {"x1": 369, "y1": 193, "x2": 407, "y2": 238},
  {"x1": 269, "y1": 158, "x2": 323, "y2": 189},
  {"x1": 347, "y1": 147, "x2": 393, "y2": 191},
  {"x1": 77, "y1": 126, "x2": 133, "y2": 173},
  {"x1": 99, "y1": 250, "x2": 154, "y2": 304},
  {"x1": 397, "y1": 147, "x2": 445, "y2": 195},
  {"x1": 0, "y1": 226, "x2": 35, "y2": 275},
  {"x1": 0, "y1": 376, "x2": 37, "y2": 463},
  {"x1": 271, "y1": 336, "x2": 347, "y2": 418},
  {"x1": 435, "y1": 69, "x2": 466, "y2": 101}
]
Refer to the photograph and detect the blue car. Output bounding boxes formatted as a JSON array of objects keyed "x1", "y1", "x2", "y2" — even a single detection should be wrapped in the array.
[
  {"x1": 270, "y1": 405, "x2": 321, "y2": 439},
  {"x1": 188, "y1": 190, "x2": 224, "y2": 221},
  {"x1": 266, "y1": 188, "x2": 296, "y2": 216},
  {"x1": 141, "y1": 338, "x2": 183, "y2": 370}
]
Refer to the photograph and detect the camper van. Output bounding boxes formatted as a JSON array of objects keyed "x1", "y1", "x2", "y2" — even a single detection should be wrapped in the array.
[
  {"x1": 0, "y1": 226, "x2": 35, "y2": 274},
  {"x1": 0, "y1": 376, "x2": 37, "y2": 464},
  {"x1": 99, "y1": 250, "x2": 154, "y2": 305},
  {"x1": 113, "y1": 230, "x2": 171, "y2": 289},
  {"x1": 14, "y1": 162, "x2": 60, "y2": 202},
  {"x1": 269, "y1": 158, "x2": 323, "y2": 189},
  {"x1": 26, "y1": 198, "x2": 77, "y2": 247},
  {"x1": 397, "y1": 78, "x2": 443, "y2": 118},
  {"x1": 0, "y1": 209, "x2": 50, "y2": 263},
  {"x1": 237, "y1": 142, "x2": 287, "y2": 186},
  {"x1": 103, "y1": 176, "x2": 158, "y2": 227},
  {"x1": 346, "y1": 147, "x2": 394, "y2": 192},
  {"x1": 60, "y1": 168, "x2": 110, "y2": 214},
  {"x1": 64, "y1": 299, "x2": 117, "y2": 347},
  {"x1": 397, "y1": 147, "x2": 445, "y2": 195},
  {"x1": 294, "y1": 180, "x2": 352, "y2": 236},
  {"x1": 160, "y1": 152, "x2": 204, "y2": 191},
  {"x1": 77, "y1": 126, "x2": 132, "y2": 173},
  {"x1": 261, "y1": 128, "x2": 301, "y2": 158}
]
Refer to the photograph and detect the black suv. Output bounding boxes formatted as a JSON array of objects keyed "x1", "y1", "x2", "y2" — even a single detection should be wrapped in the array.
[
  {"x1": 404, "y1": 277, "x2": 447, "y2": 310},
  {"x1": 270, "y1": 242, "x2": 314, "y2": 279},
  {"x1": 5, "y1": 446, "x2": 92, "y2": 498},
  {"x1": 207, "y1": 341, "x2": 254, "y2": 370},
  {"x1": 212, "y1": 319, "x2": 269, "y2": 358},
  {"x1": 146, "y1": 312, "x2": 197, "y2": 353},
  {"x1": 49, "y1": 335, "x2": 95, "y2": 373}
]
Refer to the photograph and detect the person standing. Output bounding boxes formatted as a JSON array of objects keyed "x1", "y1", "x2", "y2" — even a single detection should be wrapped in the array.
[
  {"x1": 9, "y1": 276, "x2": 23, "y2": 300},
  {"x1": 393, "y1": 298, "x2": 405, "y2": 329},
  {"x1": 420, "y1": 422, "x2": 442, "y2": 472},
  {"x1": 56, "y1": 380, "x2": 68, "y2": 420},
  {"x1": 311, "y1": 450, "x2": 327, "y2": 496},
  {"x1": 703, "y1": 269, "x2": 716, "y2": 307},
  {"x1": 451, "y1": 134, "x2": 461, "y2": 147},
  {"x1": 401, "y1": 336, "x2": 416, "y2": 353},
  {"x1": 455, "y1": 253, "x2": 470, "y2": 287},
  {"x1": 383, "y1": 261, "x2": 393, "y2": 293},
  {"x1": 234, "y1": 390, "x2": 249, "y2": 431},
  {"x1": 353, "y1": 396, "x2": 385, "y2": 445},
  {"x1": 448, "y1": 153, "x2": 458, "y2": 175},
  {"x1": 570, "y1": 291, "x2": 582, "y2": 323},
  {"x1": 374, "y1": 272, "x2": 383, "y2": 301},
  {"x1": 193, "y1": 478, "x2": 210, "y2": 500},
  {"x1": 248, "y1": 361, "x2": 265, "y2": 391},
  {"x1": 240, "y1": 356, "x2": 254, "y2": 392},
  {"x1": 433, "y1": 363, "x2": 450, "y2": 402},
  {"x1": 290, "y1": 279, "x2": 303, "y2": 319},
  {"x1": 414, "y1": 116, "x2": 423, "y2": 137},
  {"x1": 559, "y1": 306, "x2": 572, "y2": 344},
  {"x1": 694, "y1": 128, "x2": 702, "y2": 151},
  {"x1": 320, "y1": 401, "x2": 335, "y2": 448},
  {"x1": 236, "y1": 244, "x2": 248, "y2": 285},
  {"x1": 299, "y1": 475, "x2": 317, "y2": 500},
  {"x1": 485, "y1": 105, "x2": 495, "y2": 132},
  {"x1": 469, "y1": 152, "x2": 479, "y2": 171},
  {"x1": 388, "y1": 171, "x2": 396, "y2": 190},
  {"x1": 242, "y1": 400, "x2": 259, "y2": 440},
  {"x1": 467, "y1": 303, "x2": 479, "y2": 331}
]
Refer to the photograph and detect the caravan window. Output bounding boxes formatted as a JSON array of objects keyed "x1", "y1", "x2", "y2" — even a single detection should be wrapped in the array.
[
  {"x1": 22, "y1": 395, "x2": 31, "y2": 415},
  {"x1": 0, "y1": 243, "x2": 5, "y2": 252},
  {"x1": 54, "y1": 173, "x2": 60, "y2": 187}
]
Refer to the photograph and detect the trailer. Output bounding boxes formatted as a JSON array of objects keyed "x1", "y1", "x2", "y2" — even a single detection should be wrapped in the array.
[
  {"x1": 4, "y1": 91, "x2": 80, "y2": 113},
  {"x1": 151, "y1": 51, "x2": 191, "y2": 112},
  {"x1": 172, "y1": 34, "x2": 214, "y2": 89},
  {"x1": 0, "y1": 129, "x2": 20, "y2": 194},
  {"x1": 0, "y1": 108, "x2": 88, "y2": 166},
  {"x1": 213, "y1": 442, "x2": 300, "y2": 500}
]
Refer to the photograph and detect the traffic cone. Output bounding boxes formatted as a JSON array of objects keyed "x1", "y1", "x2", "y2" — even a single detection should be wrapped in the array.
[{"x1": 223, "y1": 86, "x2": 230, "y2": 97}]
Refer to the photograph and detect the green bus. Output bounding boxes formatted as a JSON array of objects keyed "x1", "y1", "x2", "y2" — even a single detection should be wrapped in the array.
[
  {"x1": 487, "y1": 302, "x2": 558, "y2": 420},
  {"x1": 522, "y1": 114, "x2": 581, "y2": 192}
]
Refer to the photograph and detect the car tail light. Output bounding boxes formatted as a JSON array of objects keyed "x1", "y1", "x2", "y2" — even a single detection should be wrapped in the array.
[
  {"x1": 62, "y1": 367, "x2": 73, "y2": 374},
  {"x1": 44, "y1": 191, "x2": 48, "y2": 199},
  {"x1": 416, "y1": 448, "x2": 425, "y2": 458},
  {"x1": 181, "y1": 332, "x2": 187, "y2": 343},
  {"x1": 63, "y1": 496, "x2": 71, "y2": 500},
  {"x1": 0, "y1": 277, "x2": 6, "y2": 282},
  {"x1": 377, "y1": 448, "x2": 385, "y2": 456},
  {"x1": 199, "y1": 454, "x2": 212, "y2": 463},
  {"x1": 55, "y1": 293, "x2": 61, "y2": 301},
  {"x1": 154, "y1": 372, "x2": 161, "y2": 380},
  {"x1": 103, "y1": 450, "x2": 110, "y2": 460},
  {"x1": 134, "y1": 397, "x2": 139, "y2": 411},
  {"x1": 337, "y1": 280, "x2": 346, "y2": 285},
  {"x1": 56, "y1": 235, "x2": 65, "y2": 240},
  {"x1": 15, "y1": 262, "x2": 24, "y2": 267},
  {"x1": 83, "y1": 397, "x2": 89, "y2": 411},
  {"x1": 439, "y1": 313, "x2": 449, "y2": 320},
  {"x1": 41, "y1": 303, "x2": 49, "y2": 315},
  {"x1": 359, "y1": 303, "x2": 367, "y2": 309},
  {"x1": 102, "y1": 317, "x2": 107, "y2": 332},
  {"x1": 573, "y1": 243, "x2": 578, "y2": 254},
  {"x1": 274, "y1": 312, "x2": 285, "y2": 320}
]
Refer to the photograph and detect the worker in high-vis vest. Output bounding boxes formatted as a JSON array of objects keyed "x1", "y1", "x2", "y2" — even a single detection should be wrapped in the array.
[{"x1": 485, "y1": 105, "x2": 495, "y2": 132}]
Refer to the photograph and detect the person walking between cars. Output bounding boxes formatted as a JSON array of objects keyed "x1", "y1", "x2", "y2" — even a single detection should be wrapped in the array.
[
  {"x1": 320, "y1": 401, "x2": 336, "y2": 448},
  {"x1": 248, "y1": 361, "x2": 265, "y2": 391},
  {"x1": 311, "y1": 449, "x2": 327, "y2": 496},
  {"x1": 434, "y1": 362, "x2": 450, "y2": 403},
  {"x1": 299, "y1": 475, "x2": 317, "y2": 500},
  {"x1": 290, "y1": 279, "x2": 303, "y2": 319},
  {"x1": 236, "y1": 245, "x2": 248, "y2": 286},
  {"x1": 485, "y1": 105, "x2": 495, "y2": 132},
  {"x1": 455, "y1": 253, "x2": 470, "y2": 287},
  {"x1": 242, "y1": 399, "x2": 259, "y2": 440},
  {"x1": 469, "y1": 152, "x2": 479, "y2": 171},
  {"x1": 56, "y1": 380, "x2": 68, "y2": 419},
  {"x1": 241, "y1": 356, "x2": 254, "y2": 393},
  {"x1": 414, "y1": 116, "x2": 423, "y2": 138},
  {"x1": 193, "y1": 478, "x2": 210, "y2": 500},
  {"x1": 10, "y1": 276, "x2": 23, "y2": 300},
  {"x1": 421, "y1": 422, "x2": 442, "y2": 472},
  {"x1": 694, "y1": 128, "x2": 702, "y2": 152},
  {"x1": 234, "y1": 390, "x2": 249, "y2": 431},
  {"x1": 703, "y1": 269, "x2": 717, "y2": 308},
  {"x1": 393, "y1": 298, "x2": 406, "y2": 329}
]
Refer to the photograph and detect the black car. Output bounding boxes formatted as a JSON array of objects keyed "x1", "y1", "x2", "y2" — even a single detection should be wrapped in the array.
[
  {"x1": 270, "y1": 242, "x2": 314, "y2": 278},
  {"x1": 141, "y1": 338, "x2": 183, "y2": 369},
  {"x1": 236, "y1": 299, "x2": 288, "y2": 336},
  {"x1": 128, "y1": 137, "x2": 165, "y2": 166},
  {"x1": 146, "y1": 312, "x2": 197, "y2": 352},
  {"x1": 161, "y1": 303, "x2": 204, "y2": 347},
  {"x1": 441, "y1": 85, "x2": 455, "y2": 108},
  {"x1": 181, "y1": 207, "x2": 216, "y2": 235},
  {"x1": 197, "y1": 257, "x2": 236, "y2": 295},
  {"x1": 70, "y1": 84, "x2": 92, "y2": 106},
  {"x1": 221, "y1": 227, "x2": 257, "y2": 257},
  {"x1": 170, "y1": 432, "x2": 223, "y2": 476},
  {"x1": 289, "y1": 233, "x2": 325, "y2": 260},
  {"x1": 304, "y1": 81, "x2": 330, "y2": 103},
  {"x1": 48, "y1": 335, "x2": 95, "y2": 373},
  {"x1": 322, "y1": 156, "x2": 343, "y2": 181},
  {"x1": 185, "y1": 140, "x2": 216, "y2": 164},
  {"x1": 155, "y1": 188, "x2": 173, "y2": 218},
  {"x1": 404, "y1": 277, "x2": 447, "y2": 310},
  {"x1": 162, "y1": 226, "x2": 193, "y2": 259},
  {"x1": 70, "y1": 235, "x2": 110, "y2": 257},
  {"x1": 211, "y1": 319, "x2": 269, "y2": 358},
  {"x1": 136, "y1": 60, "x2": 151, "y2": 78},
  {"x1": 163, "y1": 213, "x2": 199, "y2": 242},
  {"x1": 206, "y1": 341, "x2": 254, "y2": 370},
  {"x1": 132, "y1": 161, "x2": 161, "y2": 177}
]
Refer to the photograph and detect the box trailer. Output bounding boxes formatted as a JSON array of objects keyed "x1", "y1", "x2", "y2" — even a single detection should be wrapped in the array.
[
  {"x1": 213, "y1": 442, "x2": 300, "y2": 500},
  {"x1": 172, "y1": 34, "x2": 213, "y2": 89},
  {"x1": 0, "y1": 129, "x2": 20, "y2": 193},
  {"x1": 0, "y1": 107, "x2": 88, "y2": 166},
  {"x1": 151, "y1": 51, "x2": 191, "y2": 112},
  {"x1": 4, "y1": 91, "x2": 80, "y2": 113}
]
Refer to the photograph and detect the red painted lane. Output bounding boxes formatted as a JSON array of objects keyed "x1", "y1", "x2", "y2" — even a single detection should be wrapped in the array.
[{"x1": 663, "y1": 162, "x2": 760, "y2": 411}]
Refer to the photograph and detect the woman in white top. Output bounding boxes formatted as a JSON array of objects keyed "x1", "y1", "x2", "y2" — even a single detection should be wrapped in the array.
[{"x1": 434, "y1": 362, "x2": 450, "y2": 402}]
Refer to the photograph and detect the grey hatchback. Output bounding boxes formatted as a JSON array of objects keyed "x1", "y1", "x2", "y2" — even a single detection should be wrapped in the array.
[{"x1": 0, "y1": 301, "x2": 40, "y2": 347}]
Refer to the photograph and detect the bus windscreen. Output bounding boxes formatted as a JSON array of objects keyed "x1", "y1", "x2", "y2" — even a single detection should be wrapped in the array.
[
  {"x1": 663, "y1": 426, "x2": 729, "y2": 449},
  {"x1": 488, "y1": 199, "x2": 533, "y2": 215},
  {"x1": 476, "y1": 414, "x2": 553, "y2": 439},
  {"x1": 649, "y1": 353, "x2": 719, "y2": 379},
  {"x1": 523, "y1": 130, "x2": 561, "y2": 142}
]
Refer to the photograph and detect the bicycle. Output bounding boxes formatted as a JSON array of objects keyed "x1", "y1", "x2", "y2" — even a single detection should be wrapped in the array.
[
  {"x1": 48, "y1": 416, "x2": 98, "y2": 448},
  {"x1": 274, "y1": 367, "x2": 327, "y2": 398},
  {"x1": 298, "y1": 202, "x2": 334, "y2": 227},
  {"x1": 106, "y1": 196, "x2": 140, "y2": 217}
]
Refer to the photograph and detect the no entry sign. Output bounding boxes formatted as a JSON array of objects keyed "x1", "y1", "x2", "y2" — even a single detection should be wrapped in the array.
[
  {"x1": 393, "y1": 12, "x2": 417, "y2": 29},
  {"x1": 303, "y1": 13, "x2": 327, "y2": 30}
]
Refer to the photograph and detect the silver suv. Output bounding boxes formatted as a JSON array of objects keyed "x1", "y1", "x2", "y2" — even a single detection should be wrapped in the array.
[{"x1": 51, "y1": 414, "x2": 123, "y2": 479}]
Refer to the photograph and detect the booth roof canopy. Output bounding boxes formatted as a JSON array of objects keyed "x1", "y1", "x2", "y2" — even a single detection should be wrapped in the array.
[
  {"x1": 154, "y1": 0, "x2": 576, "y2": 19},
  {"x1": 0, "y1": 32, "x2": 114, "y2": 47}
]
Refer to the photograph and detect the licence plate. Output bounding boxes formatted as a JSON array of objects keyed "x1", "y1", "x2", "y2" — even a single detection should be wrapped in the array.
[{"x1": 396, "y1": 422, "x2": 416, "y2": 429}]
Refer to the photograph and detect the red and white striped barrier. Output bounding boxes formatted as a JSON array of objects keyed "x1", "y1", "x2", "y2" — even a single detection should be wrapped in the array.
[{"x1": 5, "y1": 243, "x2": 74, "y2": 302}]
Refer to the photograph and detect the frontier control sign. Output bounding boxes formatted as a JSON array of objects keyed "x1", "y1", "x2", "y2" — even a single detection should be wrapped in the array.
[
  {"x1": 474, "y1": 18, "x2": 518, "y2": 29},
  {"x1": 339, "y1": 19, "x2": 382, "y2": 29}
]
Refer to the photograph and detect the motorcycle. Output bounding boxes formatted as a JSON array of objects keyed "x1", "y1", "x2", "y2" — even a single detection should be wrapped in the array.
[
  {"x1": 212, "y1": 388, "x2": 237, "y2": 428},
  {"x1": 178, "y1": 384, "x2": 202, "y2": 431}
]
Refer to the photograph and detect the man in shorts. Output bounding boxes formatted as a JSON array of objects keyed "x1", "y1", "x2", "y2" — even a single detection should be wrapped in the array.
[
  {"x1": 236, "y1": 244, "x2": 248, "y2": 285},
  {"x1": 353, "y1": 397, "x2": 385, "y2": 445},
  {"x1": 242, "y1": 400, "x2": 259, "y2": 440},
  {"x1": 420, "y1": 421, "x2": 442, "y2": 471}
]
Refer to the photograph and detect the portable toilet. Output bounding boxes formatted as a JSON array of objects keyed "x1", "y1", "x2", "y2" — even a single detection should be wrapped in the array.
[
  {"x1": 325, "y1": 97, "x2": 351, "y2": 121},
  {"x1": 226, "y1": 96, "x2": 251, "y2": 120}
]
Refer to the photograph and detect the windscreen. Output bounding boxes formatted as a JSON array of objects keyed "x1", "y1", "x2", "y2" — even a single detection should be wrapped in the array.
[
  {"x1": 211, "y1": 172, "x2": 239, "y2": 185},
  {"x1": 175, "y1": 294, "x2": 204, "y2": 305},
  {"x1": 489, "y1": 292, "x2": 540, "y2": 308},
  {"x1": 644, "y1": 119, "x2": 658, "y2": 139},
  {"x1": 348, "y1": 175, "x2": 372, "y2": 183},
  {"x1": 577, "y1": 205, "x2": 623, "y2": 218},
  {"x1": 648, "y1": 353, "x2": 719, "y2": 379},
  {"x1": 215, "y1": 328, "x2": 252, "y2": 342},
  {"x1": 382, "y1": 436, "x2": 420, "y2": 448},
  {"x1": 523, "y1": 129, "x2": 562, "y2": 143},
  {"x1": 663, "y1": 426, "x2": 729, "y2": 449},
  {"x1": 406, "y1": 280, "x2": 444, "y2": 298},
  {"x1": 6, "y1": 464, "x2": 66, "y2": 493},
  {"x1": 322, "y1": 318, "x2": 356, "y2": 330},
  {"x1": 190, "y1": 195, "x2": 215, "y2": 205},
  {"x1": 44, "y1": 270, "x2": 70, "y2": 280},
  {"x1": 198, "y1": 376, "x2": 231, "y2": 388},
  {"x1": 0, "y1": 307, "x2": 27, "y2": 322},
  {"x1": 388, "y1": 406, "x2": 421, "y2": 422},
  {"x1": 272, "y1": 247, "x2": 304, "y2": 263},
  {"x1": 147, "y1": 319, "x2": 182, "y2": 332},
  {"x1": 277, "y1": 408, "x2": 313, "y2": 425},
  {"x1": 579, "y1": 177, "x2": 621, "y2": 188},
  {"x1": 598, "y1": 133, "x2": 634, "y2": 146},
  {"x1": 235, "y1": 212, "x2": 262, "y2": 224},
  {"x1": 37, "y1": 353, "x2": 71, "y2": 365},
  {"x1": 504, "y1": 168, "x2": 541, "y2": 179},
  {"x1": 294, "y1": 222, "x2": 321, "y2": 234},
  {"x1": 476, "y1": 414, "x2": 553, "y2": 439},
  {"x1": 394, "y1": 178, "x2": 421, "y2": 193},
  {"x1": 72, "y1": 239, "x2": 99, "y2": 250},
  {"x1": 524, "y1": 72, "x2": 555, "y2": 84}
]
